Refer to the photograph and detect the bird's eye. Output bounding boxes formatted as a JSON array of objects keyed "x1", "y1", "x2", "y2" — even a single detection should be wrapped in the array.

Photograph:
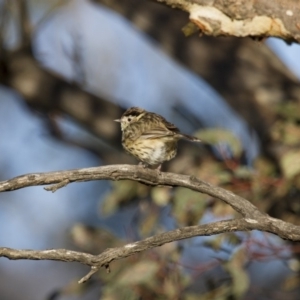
[{"x1": 128, "y1": 118, "x2": 132, "y2": 122}]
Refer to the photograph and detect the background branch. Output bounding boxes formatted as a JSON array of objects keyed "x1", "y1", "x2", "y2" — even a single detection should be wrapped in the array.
[
  {"x1": 155, "y1": 0, "x2": 300, "y2": 43},
  {"x1": 16, "y1": 0, "x2": 32, "y2": 49}
]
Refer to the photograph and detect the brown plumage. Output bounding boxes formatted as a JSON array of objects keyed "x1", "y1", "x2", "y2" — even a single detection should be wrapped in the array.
[{"x1": 115, "y1": 107, "x2": 201, "y2": 168}]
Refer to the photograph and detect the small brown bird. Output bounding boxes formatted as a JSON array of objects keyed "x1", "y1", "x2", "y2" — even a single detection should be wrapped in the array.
[{"x1": 115, "y1": 107, "x2": 201, "y2": 169}]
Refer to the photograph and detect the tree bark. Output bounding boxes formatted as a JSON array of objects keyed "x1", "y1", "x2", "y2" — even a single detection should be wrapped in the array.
[
  {"x1": 156, "y1": 0, "x2": 300, "y2": 42},
  {"x1": 0, "y1": 164, "x2": 300, "y2": 283}
]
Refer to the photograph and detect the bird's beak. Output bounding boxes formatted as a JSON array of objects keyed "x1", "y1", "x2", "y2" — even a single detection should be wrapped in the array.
[{"x1": 114, "y1": 119, "x2": 121, "y2": 122}]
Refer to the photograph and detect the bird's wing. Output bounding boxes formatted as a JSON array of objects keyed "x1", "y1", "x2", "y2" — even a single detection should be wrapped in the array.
[
  {"x1": 137, "y1": 115, "x2": 180, "y2": 139},
  {"x1": 163, "y1": 120, "x2": 181, "y2": 134},
  {"x1": 127, "y1": 113, "x2": 181, "y2": 140},
  {"x1": 139, "y1": 126, "x2": 179, "y2": 140}
]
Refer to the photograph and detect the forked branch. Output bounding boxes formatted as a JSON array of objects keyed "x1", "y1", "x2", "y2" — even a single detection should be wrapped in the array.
[{"x1": 0, "y1": 164, "x2": 299, "y2": 283}]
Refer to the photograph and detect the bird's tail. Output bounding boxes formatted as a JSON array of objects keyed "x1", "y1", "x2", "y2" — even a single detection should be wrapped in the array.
[{"x1": 180, "y1": 134, "x2": 201, "y2": 142}]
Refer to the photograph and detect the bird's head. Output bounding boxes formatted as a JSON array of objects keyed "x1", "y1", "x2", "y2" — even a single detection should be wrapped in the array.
[{"x1": 114, "y1": 107, "x2": 146, "y2": 131}]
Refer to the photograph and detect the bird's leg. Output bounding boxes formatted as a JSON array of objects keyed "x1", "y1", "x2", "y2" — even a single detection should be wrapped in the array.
[
  {"x1": 138, "y1": 162, "x2": 148, "y2": 168},
  {"x1": 138, "y1": 162, "x2": 161, "y2": 173},
  {"x1": 156, "y1": 164, "x2": 162, "y2": 172},
  {"x1": 151, "y1": 164, "x2": 162, "y2": 174}
]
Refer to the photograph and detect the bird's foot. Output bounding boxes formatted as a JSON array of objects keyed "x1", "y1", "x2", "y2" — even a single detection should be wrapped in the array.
[
  {"x1": 138, "y1": 162, "x2": 148, "y2": 168},
  {"x1": 152, "y1": 164, "x2": 162, "y2": 175},
  {"x1": 138, "y1": 162, "x2": 161, "y2": 174}
]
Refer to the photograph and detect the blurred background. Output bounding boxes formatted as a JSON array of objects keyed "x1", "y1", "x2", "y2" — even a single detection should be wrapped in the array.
[{"x1": 1, "y1": 0, "x2": 300, "y2": 299}]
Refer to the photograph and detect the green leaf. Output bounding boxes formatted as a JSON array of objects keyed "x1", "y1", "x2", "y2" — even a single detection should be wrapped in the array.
[
  {"x1": 280, "y1": 149, "x2": 300, "y2": 179},
  {"x1": 151, "y1": 187, "x2": 172, "y2": 206},
  {"x1": 172, "y1": 187, "x2": 207, "y2": 225},
  {"x1": 117, "y1": 261, "x2": 159, "y2": 286},
  {"x1": 195, "y1": 128, "x2": 243, "y2": 158},
  {"x1": 139, "y1": 209, "x2": 160, "y2": 237},
  {"x1": 224, "y1": 248, "x2": 249, "y2": 298},
  {"x1": 233, "y1": 166, "x2": 253, "y2": 179},
  {"x1": 271, "y1": 121, "x2": 300, "y2": 146},
  {"x1": 275, "y1": 102, "x2": 300, "y2": 121},
  {"x1": 101, "y1": 181, "x2": 148, "y2": 215},
  {"x1": 182, "y1": 22, "x2": 199, "y2": 36}
]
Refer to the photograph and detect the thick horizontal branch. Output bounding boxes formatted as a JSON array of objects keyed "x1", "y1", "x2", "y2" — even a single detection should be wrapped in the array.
[
  {"x1": 1, "y1": 164, "x2": 300, "y2": 283},
  {"x1": 0, "y1": 164, "x2": 262, "y2": 218},
  {"x1": 0, "y1": 217, "x2": 289, "y2": 283},
  {"x1": 156, "y1": 0, "x2": 300, "y2": 43},
  {"x1": 1, "y1": 164, "x2": 300, "y2": 241}
]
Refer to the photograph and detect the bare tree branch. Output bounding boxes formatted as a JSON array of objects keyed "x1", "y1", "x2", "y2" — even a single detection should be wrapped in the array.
[
  {"x1": 0, "y1": 164, "x2": 262, "y2": 218},
  {"x1": 0, "y1": 219, "x2": 247, "y2": 283},
  {"x1": 0, "y1": 164, "x2": 300, "y2": 237},
  {"x1": 1, "y1": 164, "x2": 300, "y2": 282},
  {"x1": 154, "y1": 0, "x2": 300, "y2": 43},
  {"x1": 0, "y1": 217, "x2": 296, "y2": 284}
]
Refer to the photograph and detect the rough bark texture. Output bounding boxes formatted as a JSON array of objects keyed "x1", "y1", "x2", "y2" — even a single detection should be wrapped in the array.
[
  {"x1": 157, "y1": 0, "x2": 300, "y2": 42},
  {"x1": 0, "y1": 164, "x2": 300, "y2": 283}
]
